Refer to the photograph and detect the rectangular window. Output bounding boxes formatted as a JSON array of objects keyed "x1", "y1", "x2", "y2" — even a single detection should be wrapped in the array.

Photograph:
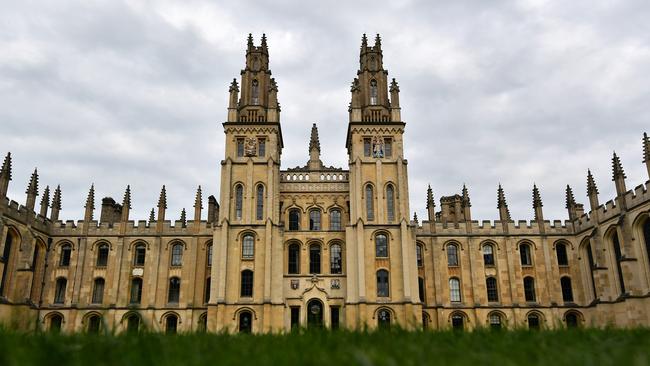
[
  {"x1": 54, "y1": 280, "x2": 66, "y2": 304},
  {"x1": 363, "y1": 138, "x2": 372, "y2": 157},
  {"x1": 330, "y1": 306, "x2": 340, "y2": 330},
  {"x1": 290, "y1": 307, "x2": 300, "y2": 330},
  {"x1": 258, "y1": 138, "x2": 266, "y2": 157},
  {"x1": 92, "y1": 280, "x2": 104, "y2": 304},
  {"x1": 236, "y1": 138, "x2": 244, "y2": 157},
  {"x1": 384, "y1": 138, "x2": 392, "y2": 157}
]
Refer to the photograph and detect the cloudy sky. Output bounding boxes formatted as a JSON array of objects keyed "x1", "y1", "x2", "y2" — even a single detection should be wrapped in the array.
[{"x1": 1, "y1": 0, "x2": 649, "y2": 223}]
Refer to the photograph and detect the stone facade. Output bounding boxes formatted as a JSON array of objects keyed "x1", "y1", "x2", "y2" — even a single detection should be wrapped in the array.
[{"x1": 1, "y1": 34, "x2": 650, "y2": 333}]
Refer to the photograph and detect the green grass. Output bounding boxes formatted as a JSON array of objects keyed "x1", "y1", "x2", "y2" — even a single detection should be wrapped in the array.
[{"x1": 1, "y1": 328, "x2": 649, "y2": 366}]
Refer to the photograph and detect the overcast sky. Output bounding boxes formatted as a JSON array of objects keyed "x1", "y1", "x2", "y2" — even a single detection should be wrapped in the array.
[{"x1": 1, "y1": 0, "x2": 649, "y2": 223}]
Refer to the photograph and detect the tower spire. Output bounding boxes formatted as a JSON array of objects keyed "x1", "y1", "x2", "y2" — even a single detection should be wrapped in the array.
[
  {"x1": 39, "y1": 185, "x2": 50, "y2": 217},
  {"x1": 25, "y1": 168, "x2": 39, "y2": 211},
  {"x1": 461, "y1": 184, "x2": 471, "y2": 222},
  {"x1": 84, "y1": 184, "x2": 95, "y2": 222},
  {"x1": 51, "y1": 185, "x2": 62, "y2": 221},
  {"x1": 307, "y1": 123, "x2": 323, "y2": 170},
  {"x1": 587, "y1": 170, "x2": 599, "y2": 211},
  {"x1": 0, "y1": 152, "x2": 11, "y2": 198},
  {"x1": 497, "y1": 184, "x2": 511, "y2": 221},
  {"x1": 157, "y1": 185, "x2": 167, "y2": 225},
  {"x1": 532, "y1": 183, "x2": 544, "y2": 221},
  {"x1": 565, "y1": 184, "x2": 583, "y2": 221},
  {"x1": 194, "y1": 185, "x2": 203, "y2": 223},
  {"x1": 612, "y1": 151, "x2": 627, "y2": 196},
  {"x1": 121, "y1": 185, "x2": 131, "y2": 222}
]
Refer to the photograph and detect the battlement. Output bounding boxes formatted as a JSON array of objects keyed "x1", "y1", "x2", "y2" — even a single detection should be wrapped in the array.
[{"x1": 416, "y1": 218, "x2": 573, "y2": 237}]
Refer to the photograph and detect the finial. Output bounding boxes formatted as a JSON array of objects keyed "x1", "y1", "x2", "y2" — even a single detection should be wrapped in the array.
[
  {"x1": 229, "y1": 78, "x2": 239, "y2": 93},
  {"x1": 309, "y1": 123, "x2": 321, "y2": 153},
  {"x1": 565, "y1": 184, "x2": 576, "y2": 209},
  {"x1": 497, "y1": 183, "x2": 511, "y2": 220},
  {"x1": 40, "y1": 185, "x2": 50, "y2": 216},
  {"x1": 26, "y1": 168, "x2": 39, "y2": 195},
  {"x1": 122, "y1": 185, "x2": 131, "y2": 209},
  {"x1": 426, "y1": 185, "x2": 435, "y2": 209},
  {"x1": 85, "y1": 184, "x2": 95, "y2": 209},
  {"x1": 0, "y1": 152, "x2": 11, "y2": 180},
  {"x1": 643, "y1": 132, "x2": 649, "y2": 163},
  {"x1": 180, "y1": 208, "x2": 187, "y2": 227},
  {"x1": 52, "y1": 185, "x2": 62, "y2": 210},
  {"x1": 194, "y1": 185, "x2": 203, "y2": 209},
  {"x1": 350, "y1": 78, "x2": 360, "y2": 92},
  {"x1": 374, "y1": 33, "x2": 381, "y2": 48},
  {"x1": 612, "y1": 151, "x2": 626, "y2": 180},
  {"x1": 261, "y1": 33, "x2": 267, "y2": 49},
  {"x1": 361, "y1": 33, "x2": 368, "y2": 48},
  {"x1": 247, "y1": 33, "x2": 253, "y2": 48},
  {"x1": 413, "y1": 212, "x2": 418, "y2": 224},
  {"x1": 389, "y1": 78, "x2": 400, "y2": 93},
  {"x1": 532, "y1": 183, "x2": 543, "y2": 208},
  {"x1": 462, "y1": 184, "x2": 471, "y2": 207},
  {"x1": 587, "y1": 170, "x2": 599, "y2": 195},
  {"x1": 269, "y1": 77, "x2": 278, "y2": 92},
  {"x1": 149, "y1": 208, "x2": 155, "y2": 223},
  {"x1": 158, "y1": 185, "x2": 167, "y2": 209}
]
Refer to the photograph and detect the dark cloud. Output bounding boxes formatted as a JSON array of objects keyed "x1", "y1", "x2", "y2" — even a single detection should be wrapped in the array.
[{"x1": 1, "y1": 0, "x2": 649, "y2": 223}]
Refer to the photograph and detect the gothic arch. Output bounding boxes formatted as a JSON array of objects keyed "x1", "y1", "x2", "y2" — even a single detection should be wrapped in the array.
[
  {"x1": 516, "y1": 239, "x2": 538, "y2": 251},
  {"x1": 442, "y1": 240, "x2": 464, "y2": 251},
  {"x1": 128, "y1": 240, "x2": 150, "y2": 251},
  {"x1": 90, "y1": 239, "x2": 113, "y2": 251},
  {"x1": 160, "y1": 311, "x2": 181, "y2": 324},
  {"x1": 232, "y1": 307, "x2": 258, "y2": 320},
  {"x1": 165, "y1": 239, "x2": 187, "y2": 251},
  {"x1": 479, "y1": 239, "x2": 500, "y2": 251}
]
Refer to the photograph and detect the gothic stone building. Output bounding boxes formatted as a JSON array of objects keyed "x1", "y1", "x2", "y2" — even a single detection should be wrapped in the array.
[{"x1": 1, "y1": 34, "x2": 650, "y2": 333}]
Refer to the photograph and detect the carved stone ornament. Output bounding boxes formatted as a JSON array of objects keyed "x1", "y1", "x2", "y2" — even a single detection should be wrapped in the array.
[
  {"x1": 331, "y1": 279, "x2": 341, "y2": 290},
  {"x1": 244, "y1": 137, "x2": 257, "y2": 156},
  {"x1": 290, "y1": 279, "x2": 299, "y2": 290},
  {"x1": 372, "y1": 136, "x2": 385, "y2": 158}
]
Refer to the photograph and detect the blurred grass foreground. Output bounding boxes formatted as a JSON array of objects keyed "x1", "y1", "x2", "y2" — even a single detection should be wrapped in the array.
[{"x1": 1, "y1": 328, "x2": 649, "y2": 366}]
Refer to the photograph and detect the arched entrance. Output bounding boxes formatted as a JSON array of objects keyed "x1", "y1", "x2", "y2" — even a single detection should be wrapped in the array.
[
  {"x1": 239, "y1": 311, "x2": 252, "y2": 333},
  {"x1": 307, "y1": 299, "x2": 323, "y2": 329}
]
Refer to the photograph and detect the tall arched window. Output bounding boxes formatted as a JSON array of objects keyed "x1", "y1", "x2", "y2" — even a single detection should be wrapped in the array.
[
  {"x1": 130, "y1": 277, "x2": 143, "y2": 304},
  {"x1": 524, "y1": 277, "x2": 536, "y2": 302},
  {"x1": 170, "y1": 243, "x2": 183, "y2": 266},
  {"x1": 418, "y1": 277, "x2": 425, "y2": 302},
  {"x1": 565, "y1": 312, "x2": 579, "y2": 328},
  {"x1": 416, "y1": 244, "x2": 423, "y2": 267},
  {"x1": 330, "y1": 243, "x2": 342, "y2": 274},
  {"x1": 91, "y1": 278, "x2": 105, "y2": 304},
  {"x1": 527, "y1": 313, "x2": 540, "y2": 329},
  {"x1": 611, "y1": 231, "x2": 626, "y2": 295},
  {"x1": 489, "y1": 313, "x2": 502, "y2": 330},
  {"x1": 309, "y1": 209, "x2": 321, "y2": 231},
  {"x1": 330, "y1": 209, "x2": 342, "y2": 230},
  {"x1": 166, "y1": 314, "x2": 178, "y2": 334},
  {"x1": 375, "y1": 234, "x2": 388, "y2": 257},
  {"x1": 483, "y1": 244, "x2": 495, "y2": 266},
  {"x1": 133, "y1": 244, "x2": 146, "y2": 266},
  {"x1": 87, "y1": 314, "x2": 101, "y2": 333},
  {"x1": 449, "y1": 277, "x2": 461, "y2": 302},
  {"x1": 96, "y1": 244, "x2": 109, "y2": 267},
  {"x1": 447, "y1": 244, "x2": 459, "y2": 266},
  {"x1": 54, "y1": 277, "x2": 67, "y2": 304},
  {"x1": 251, "y1": 79, "x2": 259, "y2": 105},
  {"x1": 386, "y1": 185, "x2": 395, "y2": 221},
  {"x1": 451, "y1": 313, "x2": 465, "y2": 330},
  {"x1": 204, "y1": 277, "x2": 211, "y2": 304},
  {"x1": 288, "y1": 209, "x2": 300, "y2": 230},
  {"x1": 126, "y1": 314, "x2": 140, "y2": 333},
  {"x1": 520, "y1": 243, "x2": 533, "y2": 266},
  {"x1": 369, "y1": 79, "x2": 378, "y2": 105},
  {"x1": 59, "y1": 244, "x2": 72, "y2": 266},
  {"x1": 486, "y1": 277, "x2": 498, "y2": 302},
  {"x1": 49, "y1": 314, "x2": 63, "y2": 332},
  {"x1": 365, "y1": 185, "x2": 374, "y2": 221},
  {"x1": 206, "y1": 244, "x2": 212, "y2": 267},
  {"x1": 560, "y1": 276, "x2": 574, "y2": 302},
  {"x1": 241, "y1": 270, "x2": 253, "y2": 297},
  {"x1": 377, "y1": 308, "x2": 391, "y2": 329},
  {"x1": 556, "y1": 243, "x2": 569, "y2": 266},
  {"x1": 309, "y1": 244, "x2": 321, "y2": 274},
  {"x1": 643, "y1": 219, "x2": 650, "y2": 272},
  {"x1": 288, "y1": 243, "x2": 300, "y2": 274},
  {"x1": 256, "y1": 185, "x2": 264, "y2": 220},
  {"x1": 235, "y1": 185, "x2": 243, "y2": 220},
  {"x1": 377, "y1": 269, "x2": 389, "y2": 297},
  {"x1": 585, "y1": 242, "x2": 597, "y2": 299},
  {"x1": 0, "y1": 234, "x2": 13, "y2": 296},
  {"x1": 242, "y1": 234, "x2": 255, "y2": 259},
  {"x1": 168, "y1": 277, "x2": 181, "y2": 303}
]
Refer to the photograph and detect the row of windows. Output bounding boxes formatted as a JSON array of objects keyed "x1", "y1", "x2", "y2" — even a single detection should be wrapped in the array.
[
  {"x1": 445, "y1": 276, "x2": 574, "y2": 303},
  {"x1": 441, "y1": 242, "x2": 571, "y2": 268},
  {"x1": 441, "y1": 310, "x2": 582, "y2": 330},
  {"x1": 46, "y1": 312, "x2": 208, "y2": 334},
  {"x1": 287, "y1": 243, "x2": 343, "y2": 274},
  {"x1": 288, "y1": 209, "x2": 342, "y2": 231},
  {"x1": 364, "y1": 184, "x2": 396, "y2": 222}
]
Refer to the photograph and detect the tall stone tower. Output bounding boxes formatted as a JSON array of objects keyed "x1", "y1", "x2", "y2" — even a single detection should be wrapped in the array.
[
  {"x1": 345, "y1": 34, "x2": 420, "y2": 327},
  {"x1": 209, "y1": 34, "x2": 285, "y2": 332}
]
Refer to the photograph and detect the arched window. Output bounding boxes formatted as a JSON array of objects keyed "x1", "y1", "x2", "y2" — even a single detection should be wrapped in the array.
[
  {"x1": 235, "y1": 185, "x2": 243, "y2": 220},
  {"x1": 489, "y1": 313, "x2": 502, "y2": 330},
  {"x1": 54, "y1": 278, "x2": 67, "y2": 304},
  {"x1": 416, "y1": 244, "x2": 423, "y2": 267},
  {"x1": 375, "y1": 234, "x2": 388, "y2": 257},
  {"x1": 130, "y1": 278, "x2": 142, "y2": 304},
  {"x1": 87, "y1": 314, "x2": 101, "y2": 333},
  {"x1": 330, "y1": 243, "x2": 342, "y2": 274},
  {"x1": 199, "y1": 313, "x2": 208, "y2": 332},
  {"x1": 377, "y1": 308, "x2": 391, "y2": 329},
  {"x1": 96, "y1": 244, "x2": 109, "y2": 267},
  {"x1": 369, "y1": 79, "x2": 378, "y2": 105},
  {"x1": 524, "y1": 277, "x2": 536, "y2": 302},
  {"x1": 309, "y1": 244, "x2": 321, "y2": 274},
  {"x1": 565, "y1": 312, "x2": 580, "y2": 328},
  {"x1": 166, "y1": 314, "x2": 178, "y2": 334},
  {"x1": 133, "y1": 244, "x2": 146, "y2": 266},
  {"x1": 418, "y1": 277, "x2": 425, "y2": 302},
  {"x1": 365, "y1": 185, "x2": 374, "y2": 221},
  {"x1": 239, "y1": 311, "x2": 252, "y2": 333},
  {"x1": 486, "y1": 277, "x2": 498, "y2": 302},
  {"x1": 256, "y1": 185, "x2": 264, "y2": 220},
  {"x1": 168, "y1": 277, "x2": 181, "y2": 303},
  {"x1": 0, "y1": 234, "x2": 13, "y2": 296},
  {"x1": 309, "y1": 209, "x2": 321, "y2": 231},
  {"x1": 170, "y1": 243, "x2": 183, "y2": 266},
  {"x1": 422, "y1": 312, "x2": 430, "y2": 330},
  {"x1": 520, "y1": 243, "x2": 533, "y2": 266},
  {"x1": 242, "y1": 234, "x2": 255, "y2": 259},
  {"x1": 561, "y1": 277, "x2": 574, "y2": 302},
  {"x1": 527, "y1": 313, "x2": 540, "y2": 329},
  {"x1": 585, "y1": 242, "x2": 597, "y2": 298},
  {"x1": 449, "y1": 277, "x2": 461, "y2": 303},
  {"x1": 59, "y1": 244, "x2": 72, "y2": 266},
  {"x1": 386, "y1": 185, "x2": 395, "y2": 221},
  {"x1": 288, "y1": 209, "x2": 300, "y2": 230},
  {"x1": 447, "y1": 244, "x2": 459, "y2": 266},
  {"x1": 330, "y1": 209, "x2": 342, "y2": 230},
  {"x1": 611, "y1": 231, "x2": 626, "y2": 295},
  {"x1": 251, "y1": 79, "x2": 259, "y2": 105},
  {"x1": 49, "y1": 314, "x2": 63, "y2": 332},
  {"x1": 556, "y1": 242, "x2": 569, "y2": 266},
  {"x1": 483, "y1": 244, "x2": 495, "y2": 266},
  {"x1": 643, "y1": 219, "x2": 650, "y2": 273},
  {"x1": 377, "y1": 269, "x2": 390, "y2": 297},
  {"x1": 241, "y1": 270, "x2": 253, "y2": 297},
  {"x1": 206, "y1": 244, "x2": 212, "y2": 267},
  {"x1": 288, "y1": 243, "x2": 300, "y2": 274},
  {"x1": 126, "y1": 314, "x2": 140, "y2": 333},
  {"x1": 204, "y1": 277, "x2": 211, "y2": 304},
  {"x1": 451, "y1": 313, "x2": 465, "y2": 330},
  {"x1": 91, "y1": 278, "x2": 105, "y2": 304}
]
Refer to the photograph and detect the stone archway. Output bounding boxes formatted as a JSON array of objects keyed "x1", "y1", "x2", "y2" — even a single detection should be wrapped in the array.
[{"x1": 307, "y1": 299, "x2": 324, "y2": 329}]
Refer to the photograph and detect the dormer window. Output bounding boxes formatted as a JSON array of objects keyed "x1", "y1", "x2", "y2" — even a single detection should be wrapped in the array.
[
  {"x1": 369, "y1": 79, "x2": 378, "y2": 105},
  {"x1": 251, "y1": 79, "x2": 259, "y2": 105}
]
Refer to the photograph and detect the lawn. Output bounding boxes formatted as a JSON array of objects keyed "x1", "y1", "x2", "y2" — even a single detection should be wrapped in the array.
[{"x1": 0, "y1": 328, "x2": 648, "y2": 366}]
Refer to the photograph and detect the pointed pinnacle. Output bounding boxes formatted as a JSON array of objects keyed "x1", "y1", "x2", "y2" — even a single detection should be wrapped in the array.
[
  {"x1": 122, "y1": 185, "x2": 131, "y2": 209},
  {"x1": 612, "y1": 151, "x2": 626, "y2": 180},
  {"x1": 229, "y1": 78, "x2": 239, "y2": 93},
  {"x1": 375, "y1": 33, "x2": 381, "y2": 47},
  {"x1": 247, "y1": 33, "x2": 253, "y2": 47},
  {"x1": 149, "y1": 208, "x2": 155, "y2": 222},
  {"x1": 85, "y1": 184, "x2": 95, "y2": 210},
  {"x1": 158, "y1": 185, "x2": 167, "y2": 209},
  {"x1": 51, "y1": 185, "x2": 62, "y2": 210},
  {"x1": 389, "y1": 78, "x2": 399, "y2": 93},
  {"x1": 532, "y1": 184, "x2": 543, "y2": 208},
  {"x1": 413, "y1": 212, "x2": 418, "y2": 224},
  {"x1": 587, "y1": 170, "x2": 599, "y2": 195},
  {"x1": 180, "y1": 208, "x2": 187, "y2": 223},
  {"x1": 426, "y1": 185, "x2": 435, "y2": 209},
  {"x1": 643, "y1": 132, "x2": 650, "y2": 163},
  {"x1": 497, "y1": 184, "x2": 506, "y2": 207},
  {"x1": 40, "y1": 185, "x2": 50, "y2": 206},
  {"x1": 26, "y1": 168, "x2": 39, "y2": 195},
  {"x1": 261, "y1": 33, "x2": 267, "y2": 48},
  {"x1": 194, "y1": 185, "x2": 203, "y2": 209},
  {"x1": 361, "y1": 33, "x2": 368, "y2": 48},
  {"x1": 0, "y1": 152, "x2": 11, "y2": 180},
  {"x1": 565, "y1": 185, "x2": 576, "y2": 209},
  {"x1": 309, "y1": 123, "x2": 321, "y2": 153},
  {"x1": 462, "y1": 184, "x2": 471, "y2": 207}
]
